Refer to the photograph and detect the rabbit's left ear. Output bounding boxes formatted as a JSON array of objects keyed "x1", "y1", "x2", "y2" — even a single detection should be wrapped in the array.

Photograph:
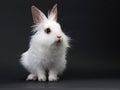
[
  {"x1": 31, "y1": 6, "x2": 47, "y2": 24},
  {"x1": 48, "y1": 4, "x2": 58, "y2": 21}
]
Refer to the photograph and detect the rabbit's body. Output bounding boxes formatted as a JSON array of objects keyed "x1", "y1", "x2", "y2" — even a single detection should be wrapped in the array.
[{"x1": 20, "y1": 4, "x2": 70, "y2": 82}]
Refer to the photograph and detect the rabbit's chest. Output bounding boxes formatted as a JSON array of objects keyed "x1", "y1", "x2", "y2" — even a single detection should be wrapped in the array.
[
  {"x1": 40, "y1": 49, "x2": 61, "y2": 66},
  {"x1": 30, "y1": 46, "x2": 63, "y2": 66},
  {"x1": 44, "y1": 50, "x2": 60, "y2": 61}
]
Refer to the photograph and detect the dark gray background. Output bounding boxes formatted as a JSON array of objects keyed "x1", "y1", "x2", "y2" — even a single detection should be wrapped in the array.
[{"x1": 0, "y1": 0, "x2": 120, "y2": 89}]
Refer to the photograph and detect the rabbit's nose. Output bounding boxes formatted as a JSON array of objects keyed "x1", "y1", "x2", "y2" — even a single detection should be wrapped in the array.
[{"x1": 57, "y1": 35, "x2": 61, "y2": 39}]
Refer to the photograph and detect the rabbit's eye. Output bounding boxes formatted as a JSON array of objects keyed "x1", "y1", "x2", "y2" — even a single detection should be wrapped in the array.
[{"x1": 45, "y1": 28, "x2": 51, "y2": 34}]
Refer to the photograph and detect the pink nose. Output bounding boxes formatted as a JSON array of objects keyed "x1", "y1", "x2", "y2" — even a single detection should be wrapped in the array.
[{"x1": 57, "y1": 35, "x2": 61, "y2": 39}]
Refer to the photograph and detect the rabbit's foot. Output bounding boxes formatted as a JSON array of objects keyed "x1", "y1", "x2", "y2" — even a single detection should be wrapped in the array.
[
  {"x1": 48, "y1": 75, "x2": 59, "y2": 82},
  {"x1": 38, "y1": 75, "x2": 47, "y2": 82},
  {"x1": 26, "y1": 74, "x2": 37, "y2": 81}
]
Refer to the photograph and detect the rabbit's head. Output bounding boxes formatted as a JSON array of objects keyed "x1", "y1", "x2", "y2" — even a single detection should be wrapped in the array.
[{"x1": 31, "y1": 4, "x2": 70, "y2": 48}]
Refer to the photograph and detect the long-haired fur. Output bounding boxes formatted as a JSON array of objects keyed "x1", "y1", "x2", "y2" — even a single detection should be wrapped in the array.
[{"x1": 20, "y1": 4, "x2": 70, "y2": 82}]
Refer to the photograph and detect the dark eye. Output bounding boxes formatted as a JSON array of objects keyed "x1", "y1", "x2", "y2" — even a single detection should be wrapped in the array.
[{"x1": 45, "y1": 28, "x2": 51, "y2": 34}]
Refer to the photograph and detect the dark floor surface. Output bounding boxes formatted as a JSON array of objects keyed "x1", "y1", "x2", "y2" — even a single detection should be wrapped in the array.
[{"x1": 0, "y1": 78, "x2": 120, "y2": 90}]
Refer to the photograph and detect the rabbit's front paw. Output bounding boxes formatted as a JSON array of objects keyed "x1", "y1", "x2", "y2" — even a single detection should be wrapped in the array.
[
  {"x1": 38, "y1": 75, "x2": 46, "y2": 82},
  {"x1": 26, "y1": 74, "x2": 37, "y2": 81},
  {"x1": 48, "y1": 75, "x2": 59, "y2": 82}
]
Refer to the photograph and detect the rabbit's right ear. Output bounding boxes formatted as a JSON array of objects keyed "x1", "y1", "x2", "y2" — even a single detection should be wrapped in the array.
[
  {"x1": 48, "y1": 4, "x2": 58, "y2": 21},
  {"x1": 31, "y1": 6, "x2": 47, "y2": 24}
]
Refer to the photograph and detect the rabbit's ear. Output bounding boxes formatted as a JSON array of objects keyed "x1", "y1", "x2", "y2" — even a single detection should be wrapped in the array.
[
  {"x1": 31, "y1": 6, "x2": 47, "y2": 24},
  {"x1": 48, "y1": 4, "x2": 58, "y2": 21}
]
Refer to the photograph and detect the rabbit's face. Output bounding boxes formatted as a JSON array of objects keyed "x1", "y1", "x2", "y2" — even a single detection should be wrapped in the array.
[
  {"x1": 35, "y1": 20, "x2": 67, "y2": 47},
  {"x1": 42, "y1": 21, "x2": 63, "y2": 44},
  {"x1": 31, "y1": 4, "x2": 69, "y2": 47}
]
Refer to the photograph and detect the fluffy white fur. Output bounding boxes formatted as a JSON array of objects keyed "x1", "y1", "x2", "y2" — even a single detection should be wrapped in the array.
[{"x1": 20, "y1": 4, "x2": 70, "y2": 82}]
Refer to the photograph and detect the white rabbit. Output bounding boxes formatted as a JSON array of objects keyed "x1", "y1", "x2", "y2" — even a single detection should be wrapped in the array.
[{"x1": 20, "y1": 4, "x2": 70, "y2": 82}]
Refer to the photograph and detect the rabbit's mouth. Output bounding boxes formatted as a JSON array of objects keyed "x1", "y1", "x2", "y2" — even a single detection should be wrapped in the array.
[
  {"x1": 56, "y1": 39, "x2": 61, "y2": 43},
  {"x1": 54, "y1": 39, "x2": 62, "y2": 47},
  {"x1": 56, "y1": 38, "x2": 63, "y2": 43}
]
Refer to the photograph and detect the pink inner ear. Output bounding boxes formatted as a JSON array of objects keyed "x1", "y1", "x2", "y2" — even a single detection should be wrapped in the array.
[
  {"x1": 33, "y1": 13, "x2": 40, "y2": 24},
  {"x1": 32, "y1": 6, "x2": 41, "y2": 24}
]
